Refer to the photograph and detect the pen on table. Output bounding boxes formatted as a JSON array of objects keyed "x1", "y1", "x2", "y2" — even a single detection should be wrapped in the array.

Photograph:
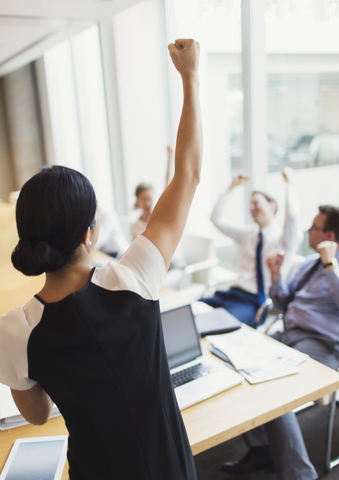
[{"x1": 209, "y1": 345, "x2": 244, "y2": 376}]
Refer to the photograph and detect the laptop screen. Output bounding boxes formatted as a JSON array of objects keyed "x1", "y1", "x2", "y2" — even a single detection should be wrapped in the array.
[{"x1": 161, "y1": 305, "x2": 202, "y2": 370}]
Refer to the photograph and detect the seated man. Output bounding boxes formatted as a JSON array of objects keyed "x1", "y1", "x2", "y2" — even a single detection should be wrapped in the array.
[
  {"x1": 201, "y1": 168, "x2": 302, "y2": 327},
  {"x1": 221, "y1": 205, "x2": 339, "y2": 480}
]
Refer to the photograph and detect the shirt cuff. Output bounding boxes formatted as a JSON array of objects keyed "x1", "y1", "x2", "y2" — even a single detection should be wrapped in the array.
[{"x1": 269, "y1": 276, "x2": 283, "y2": 295}]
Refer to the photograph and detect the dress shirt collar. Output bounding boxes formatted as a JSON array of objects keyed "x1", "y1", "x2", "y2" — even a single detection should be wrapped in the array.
[{"x1": 259, "y1": 221, "x2": 279, "y2": 237}]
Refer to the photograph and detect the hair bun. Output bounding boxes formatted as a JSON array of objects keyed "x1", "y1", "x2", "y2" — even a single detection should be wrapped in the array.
[
  {"x1": 13, "y1": 165, "x2": 97, "y2": 275},
  {"x1": 12, "y1": 238, "x2": 66, "y2": 276}
]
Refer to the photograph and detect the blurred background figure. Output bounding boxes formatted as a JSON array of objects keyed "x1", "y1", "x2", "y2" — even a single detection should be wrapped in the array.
[
  {"x1": 131, "y1": 182, "x2": 154, "y2": 241},
  {"x1": 131, "y1": 146, "x2": 174, "y2": 241},
  {"x1": 96, "y1": 206, "x2": 130, "y2": 260},
  {"x1": 201, "y1": 167, "x2": 303, "y2": 327}
]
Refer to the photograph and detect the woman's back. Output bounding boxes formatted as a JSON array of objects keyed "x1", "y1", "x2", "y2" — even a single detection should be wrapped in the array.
[
  {"x1": 1, "y1": 236, "x2": 196, "y2": 479},
  {"x1": 1, "y1": 38, "x2": 202, "y2": 480}
]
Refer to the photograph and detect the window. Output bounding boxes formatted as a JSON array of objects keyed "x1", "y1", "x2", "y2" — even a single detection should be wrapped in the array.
[
  {"x1": 265, "y1": 0, "x2": 339, "y2": 251},
  {"x1": 172, "y1": 0, "x2": 244, "y2": 243},
  {"x1": 40, "y1": 0, "x2": 339, "y2": 262},
  {"x1": 265, "y1": 0, "x2": 339, "y2": 173},
  {"x1": 112, "y1": 0, "x2": 170, "y2": 214},
  {"x1": 44, "y1": 26, "x2": 114, "y2": 209}
]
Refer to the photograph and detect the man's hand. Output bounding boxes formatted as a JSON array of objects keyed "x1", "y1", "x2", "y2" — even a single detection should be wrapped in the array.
[
  {"x1": 266, "y1": 250, "x2": 285, "y2": 282},
  {"x1": 281, "y1": 167, "x2": 294, "y2": 184},
  {"x1": 228, "y1": 172, "x2": 249, "y2": 192},
  {"x1": 168, "y1": 39, "x2": 200, "y2": 80},
  {"x1": 317, "y1": 241, "x2": 338, "y2": 267}
]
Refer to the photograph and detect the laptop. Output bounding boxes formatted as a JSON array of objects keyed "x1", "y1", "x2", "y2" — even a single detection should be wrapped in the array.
[{"x1": 161, "y1": 305, "x2": 243, "y2": 410}]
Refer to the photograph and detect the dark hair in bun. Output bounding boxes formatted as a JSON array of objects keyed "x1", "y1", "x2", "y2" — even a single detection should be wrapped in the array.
[{"x1": 12, "y1": 166, "x2": 97, "y2": 276}]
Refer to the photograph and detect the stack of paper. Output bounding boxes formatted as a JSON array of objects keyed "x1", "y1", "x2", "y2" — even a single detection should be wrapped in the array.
[
  {"x1": 0, "y1": 383, "x2": 60, "y2": 430},
  {"x1": 206, "y1": 327, "x2": 308, "y2": 384}
]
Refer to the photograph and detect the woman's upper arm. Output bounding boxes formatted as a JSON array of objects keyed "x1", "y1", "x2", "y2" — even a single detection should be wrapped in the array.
[
  {"x1": 11, "y1": 383, "x2": 53, "y2": 426},
  {"x1": 142, "y1": 174, "x2": 199, "y2": 269}
]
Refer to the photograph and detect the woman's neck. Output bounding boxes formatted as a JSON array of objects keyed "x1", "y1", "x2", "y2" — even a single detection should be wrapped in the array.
[{"x1": 37, "y1": 248, "x2": 94, "y2": 304}]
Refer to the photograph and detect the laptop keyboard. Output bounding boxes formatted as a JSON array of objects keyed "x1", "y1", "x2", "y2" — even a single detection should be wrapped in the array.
[{"x1": 171, "y1": 363, "x2": 216, "y2": 388}]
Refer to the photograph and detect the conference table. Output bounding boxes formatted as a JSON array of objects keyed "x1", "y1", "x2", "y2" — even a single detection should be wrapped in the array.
[{"x1": 1, "y1": 292, "x2": 339, "y2": 479}]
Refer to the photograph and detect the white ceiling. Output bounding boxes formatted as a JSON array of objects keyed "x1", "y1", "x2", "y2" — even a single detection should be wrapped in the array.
[{"x1": 0, "y1": 0, "x2": 140, "y2": 76}]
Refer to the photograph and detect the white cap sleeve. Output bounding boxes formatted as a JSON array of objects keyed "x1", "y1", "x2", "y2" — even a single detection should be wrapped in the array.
[
  {"x1": 119, "y1": 235, "x2": 166, "y2": 299},
  {"x1": 93, "y1": 235, "x2": 167, "y2": 300},
  {"x1": 0, "y1": 307, "x2": 37, "y2": 391}
]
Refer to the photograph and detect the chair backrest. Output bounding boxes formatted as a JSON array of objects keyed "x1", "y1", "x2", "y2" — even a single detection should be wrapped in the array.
[{"x1": 181, "y1": 234, "x2": 217, "y2": 284}]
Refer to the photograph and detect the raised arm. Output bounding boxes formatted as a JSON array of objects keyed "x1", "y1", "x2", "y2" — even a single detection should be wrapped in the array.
[
  {"x1": 266, "y1": 250, "x2": 294, "y2": 310},
  {"x1": 210, "y1": 172, "x2": 251, "y2": 243},
  {"x1": 280, "y1": 167, "x2": 303, "y2": 251},
  {"x1": 142, "y1": 39, "x2": 202, "y2": 269}
]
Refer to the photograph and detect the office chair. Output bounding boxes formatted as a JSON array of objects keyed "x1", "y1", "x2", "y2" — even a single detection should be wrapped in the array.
[{"x1": 175, "y1": 234, "x2": 237, "y2": 296}]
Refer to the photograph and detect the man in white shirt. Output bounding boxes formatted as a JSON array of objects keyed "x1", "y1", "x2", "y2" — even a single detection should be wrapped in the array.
[{"x1": 201, "y1": 168, "x2": 302, "y2": 327}]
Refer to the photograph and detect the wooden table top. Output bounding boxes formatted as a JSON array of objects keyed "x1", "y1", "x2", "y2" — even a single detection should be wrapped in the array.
[
  {"x1": 1, "y1": 341, "x2": 339, "y2": 478},
  {"x1": 182, "y1": 351, "x2": 339, "y2": 455}
]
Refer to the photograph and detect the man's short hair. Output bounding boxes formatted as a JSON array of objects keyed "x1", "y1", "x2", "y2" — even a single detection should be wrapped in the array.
[
  {"x1": 251, "y1": 191, "x2": 278, "y2": 215},
  {"x1": 319, "y1": 205, "x2": 339, "y2": 242}
]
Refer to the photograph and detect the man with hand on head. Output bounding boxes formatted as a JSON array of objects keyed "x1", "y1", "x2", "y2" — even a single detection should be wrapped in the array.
[
  {"x1": 267, "y1": 205, "x2": 339, "y2": 369},
  {"x1": 221, "y1": 205, "x2": 339, "y2": 480},
  {"x1": 201, "y1": 167, "x2": 302, "y2": 327}
]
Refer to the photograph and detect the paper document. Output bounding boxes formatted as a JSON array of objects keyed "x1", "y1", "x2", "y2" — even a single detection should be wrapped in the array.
[{"x1": 206, "y1": 327, "x2": 308, "y2": 384}]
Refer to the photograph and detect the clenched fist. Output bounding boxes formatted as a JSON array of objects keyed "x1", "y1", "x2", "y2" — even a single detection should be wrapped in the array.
[
  {"x1": 266, "y1": 250, "x2": 285, "y2": 282},
  {"x1": 168, "y1": 39, "x2": 200, "y2": 79}
]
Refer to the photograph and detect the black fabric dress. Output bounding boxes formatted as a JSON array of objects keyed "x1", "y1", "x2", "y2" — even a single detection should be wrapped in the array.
[{"x1": 0, "y1": 236, "x2": 197, "y2": 480}]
